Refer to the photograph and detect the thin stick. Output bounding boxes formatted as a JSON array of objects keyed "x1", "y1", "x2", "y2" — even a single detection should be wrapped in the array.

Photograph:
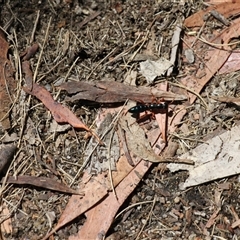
[
  {"x1": 199, "y1": 36, "x2": 240, "y2": 48},
  {"x1": 170, "y1": 81, "x2": 208, "y2": 109},
  {"x1": 190, "y1": 21, "x2": 207, "y2": 48},
  {"x1": 33, "y1": 17, "x2": 52, "y2": 83},
  {"x1": 135, "y1": 196, "x2": 157, "y2": 240},
  {"x1": 107, "y1": 128, "x2": 118, "y2": 200},
  {"x1": 127, "y1": 30, "x2": 150, "y2": 64},
  {"x1": 30, "y1": 10, "x2": 40, "y2": 44},
  {"x1": 115, "y1": 200, "x2": 155, "y2": 219},
  {"x1": 54, "y1": 56, "x2": 80, "y2": 100},
  {"x1": 105, "y1": 38, "x2": 146, "y2": 65}
]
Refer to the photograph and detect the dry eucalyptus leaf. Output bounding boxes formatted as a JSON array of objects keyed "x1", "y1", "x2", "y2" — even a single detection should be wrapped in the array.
[
  {"x1": 168, "y1": 124, "x2": 240, "y2": 190},
  {"x1": 49, "y1": 120, "x2": 71, "y2": 133}
]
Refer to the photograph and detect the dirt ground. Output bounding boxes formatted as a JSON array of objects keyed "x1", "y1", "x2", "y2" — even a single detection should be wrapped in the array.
[{"x1": 0, "y1": 0, "x2": 240, "y2": 240}]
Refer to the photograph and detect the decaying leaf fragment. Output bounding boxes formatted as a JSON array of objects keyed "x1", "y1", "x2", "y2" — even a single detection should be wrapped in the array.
[
  {"x1": 119, "y1": 116, "x2": 164, "y2": 163},
  {"x1": 211, "y1": 96, "x2": 240, "y2": 106},
  {"x1": 119, "y1": 114, "x2": 191, "y2": 164},
  {"x1": 139, "y1": 58, "x2": 172, "y2": 83},
  {"x1": 119, "y1": 113, "x2": 193, "y2": 164}
]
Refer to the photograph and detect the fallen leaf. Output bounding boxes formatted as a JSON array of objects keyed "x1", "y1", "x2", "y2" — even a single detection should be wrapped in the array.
[
  {"x1": 119, "y1": 107, "x2": 193, "y2": 164},
  {"x1": 21, "y1": 43, "x2": 39, "y2": 61},
  {"x1": 3, "y1": 176, "x2": 82, "y2": 195},
  {"x1": 181, "y1": 17, "x2": 240, "y2": 104},
  {"x1": 84, "y1": 112, "x2": 120, "y2": 173},
  {"x1": 42, "y1": 172, "x2": 109, "y2": 240},
  {"x1": 218, "y1": 52, "x2": 240, "y2": 74},
  {"x1": 23, "y1": 83, "x2": 91, "y2": 132},
  {"x1": 211, "y1": 96, "x2": 240, "y2": 106},
  {"x1": 52, "y1": 98, "x2": 190, "y2": 239},
  {"x1": 119, "y1": 116, "x2": 164, "y2": 163},
  {"x1": 167, "y1": 24, "x2": 182, "y2": 76},
  {"x1": 0, "y1": 202, "x2": 12, "y2": 235},
  {"x1": 70, "y1": 159, "x2": 151, "y2": 240},
  {"x1": 168, "y1": 125, "x2": 240, "y2": 190}
]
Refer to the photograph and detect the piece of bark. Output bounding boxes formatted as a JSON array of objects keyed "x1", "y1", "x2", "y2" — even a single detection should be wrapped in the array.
[{"x1": 59, "y1": 80, "x2": 187, "y2": 103}]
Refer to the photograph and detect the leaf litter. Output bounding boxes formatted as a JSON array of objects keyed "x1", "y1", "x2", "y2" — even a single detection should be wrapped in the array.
[{"x1": 2, "y1": 1, "x2": 240, "y2": 239}]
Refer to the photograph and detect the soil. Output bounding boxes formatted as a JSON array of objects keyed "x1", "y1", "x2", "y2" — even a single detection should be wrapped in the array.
[{"x1": 0, "y1": 1, "x2": 240, "y2": 240}]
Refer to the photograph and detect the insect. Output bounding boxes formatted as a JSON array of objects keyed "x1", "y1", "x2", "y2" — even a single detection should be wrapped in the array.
[
  {"x1": 128, "y1": 100, "x2": 169, "y2": 143},
  {"x1": 128, "y1": 102, "x2": 168, "y2": 114}
]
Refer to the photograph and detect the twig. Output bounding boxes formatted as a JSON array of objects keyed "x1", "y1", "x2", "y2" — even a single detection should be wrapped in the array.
[
  {"x1": 135, "y1": 195, "x2": 157, "y2": 240},
  {"x1": 198, "y1": 36, "x2": 240, "y2": 48},
  {"x1": 30, "y1": 10, "x2": 40, "y2": 44},
  {"x1": 169, "y1": 81, "x2": 208, "y2": 109},
  {"x1": 107, "y1": 128, "x2": 118, "y2": 200},
  {"x1": 171, "y1": 133, "x2": 206, "y2": 144},
  {"x1": 54, "y1": 56, "x2": 80, "y2": 100},
  {"x1": 33, "y1": 17, "x2": 52, "y2": 83},
  {"x1": 79, "y1": 11, "x2": 101, "y2": 29},
  {"x1": 126, "y1": 30, "x2": 150, "y2": 65},
  {"x1": 105, "y1": 38, "x2": 146, "y2": 65},
  {"x1": 115, "y1": 200, "x2": 155, "y2": 219},
  {"x1": 190, "y1": 20, "x2": 207, "y2": 48}
]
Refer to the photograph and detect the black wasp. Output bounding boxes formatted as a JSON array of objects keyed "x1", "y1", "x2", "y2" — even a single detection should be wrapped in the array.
[{"x1": 128, "y1": 102, "x2": 168, "y2": 114}]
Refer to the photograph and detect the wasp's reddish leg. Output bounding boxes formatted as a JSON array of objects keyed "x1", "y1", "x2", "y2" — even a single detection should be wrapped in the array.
[
  {"x1": 129, "y1": 97, "x2": 169, "y2": 144},
  {"x1": 128, "y1": 98, "x2": 169, "y2": 131}
]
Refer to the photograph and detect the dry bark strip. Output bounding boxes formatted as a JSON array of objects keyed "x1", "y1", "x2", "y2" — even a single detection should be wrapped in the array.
[{"x1": 59, "y1": 80, "x2": 187, "y2": 104}]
